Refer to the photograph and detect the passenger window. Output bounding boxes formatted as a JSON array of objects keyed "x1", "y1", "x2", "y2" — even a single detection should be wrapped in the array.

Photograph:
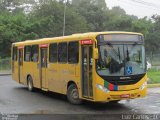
[
  {"x1": 12, "y1": 47, "x2": 17, "y2": 61},
  {"x1": 49, "y1": 43, "x2": 57, "y2": 63},
  {"x1": 31, "y1": 45, "x2": 39, "y2": 62},
  {"x1": 58, "y1": 43, "x2": 67, "y2": 63},
  {"x1": 68, "y1": 42, "x2": 79, "y2": 63},
  {"x1": 24, "y1": 46, "x2": 31, "y2": 62}
]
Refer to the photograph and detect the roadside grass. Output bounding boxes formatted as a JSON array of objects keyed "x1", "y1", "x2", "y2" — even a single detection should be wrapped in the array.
[
  {"x1": 148, "y1": 84, "x2": 160, "y2": 88},
  {"x1": 147, "y1": 69, "x2": 160, "y2": 84}
]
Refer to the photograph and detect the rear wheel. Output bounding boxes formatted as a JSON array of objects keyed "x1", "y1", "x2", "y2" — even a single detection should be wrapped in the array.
[
  {"x1": 27, "y1": 76, "x2": 34, "y2": 92},
  {"x1": 67, "y1": 84, "x2": 82, "y2": 105}
]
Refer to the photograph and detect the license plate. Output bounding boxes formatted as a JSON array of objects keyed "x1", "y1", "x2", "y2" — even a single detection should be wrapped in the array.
[{"x1": 121, "y1": 94, "x2": 130, "y2": 98}]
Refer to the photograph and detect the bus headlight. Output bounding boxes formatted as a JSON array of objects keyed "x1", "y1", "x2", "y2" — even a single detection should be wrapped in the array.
[
  {"x1": 96, "y1": 84, "x2": 110, "y2": 93},
  {"x1": 139, "y1": 82, "x2": 147, "y2": 90}
]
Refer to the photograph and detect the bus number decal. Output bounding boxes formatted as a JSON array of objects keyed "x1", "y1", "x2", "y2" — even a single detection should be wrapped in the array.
[
  {"x1": 80, "y1": 39, "x2": 93, "y2": 45},
  {"x1": 40, "y1": 44, "x2": 48, "y2": 48},
  {"x1": 18, "y1": 46, "x2": 24, "y2": 49}
]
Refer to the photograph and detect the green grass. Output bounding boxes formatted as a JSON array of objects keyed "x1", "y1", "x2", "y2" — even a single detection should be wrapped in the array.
[
  {"x1": 148, "y1": 84, "x2": 160, "y2": 88},
  {"x1": 147, "y1": 69, "x2": 160, "y2": 84}
]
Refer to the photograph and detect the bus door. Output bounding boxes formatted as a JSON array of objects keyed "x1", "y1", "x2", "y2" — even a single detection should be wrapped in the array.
[
  {"x1": 40, "y1": 45, "x2": 48, "y2": 89},
  {"x1": 81, "y1": 43, "x2": 93, "y2": 99},
  {"x1": 12, "y1": 47, "x2": 18, "y2": 82},
  {"x1": 31, "y1": 45, "x2": 40, "y2": 88},
  {"x1": 18, "y1": 47, "x2": 23, "y2": 83}
]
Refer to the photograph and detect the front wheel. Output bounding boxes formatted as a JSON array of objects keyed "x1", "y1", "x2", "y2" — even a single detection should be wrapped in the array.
[
  {"x1": 67, "y1": 84, "x2": 82, "y2": 105},
  {"x1": 27, "y1": 76, "x2": 34, "y2": 92}
]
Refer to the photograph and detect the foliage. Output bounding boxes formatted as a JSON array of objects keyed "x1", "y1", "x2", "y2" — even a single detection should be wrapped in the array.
[
  {"x1": 0, "y1": 12, "x2": 31, "y2": 57},
  {"x1": 0, "y1": 0, "x2": 160, "y2": 58},
  {"x1": 29, "y1": 0, "x2": 88, "y2": 37},
  {"x1": 71, "y1": 0, "x2": 107, "y2": 31},
  {"x1": 146, "y1": 15, "x2": 160, "y2": 53},
  {"x1": 147, "y1": 69, "x2": 160, "y2": 84}
]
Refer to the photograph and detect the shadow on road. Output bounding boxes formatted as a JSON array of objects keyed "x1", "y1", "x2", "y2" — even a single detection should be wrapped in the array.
[
  {"x1": 13, "y1": 86, "x2": 132, "y2": 112},
  {"x1": 14, "y1": 86, "x2": 68, "y2": 102},
  {"x1": 83, "y1": 101, "x2": 127, "y2": 110}
]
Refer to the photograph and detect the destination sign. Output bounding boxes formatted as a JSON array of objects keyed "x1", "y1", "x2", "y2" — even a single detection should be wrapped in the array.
[{"x1": 97, "y1": 34, "x2": 144, "y2": 43}]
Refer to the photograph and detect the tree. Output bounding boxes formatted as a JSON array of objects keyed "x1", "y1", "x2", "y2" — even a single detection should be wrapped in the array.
[
  {"x1": 104, "y1": 7, "x2": 133, "y2": 31},
  {"x1": 145, "y1": 15, "x2": 160, "y2": 53},
  {"x1": 28, "y1": 0, "x2": 88, "y2": 37},
  {"x1": 110, "y1": 6, "x2": 126, "y2": 16},
  {"x1": 0, "y1": 11, "x2": 37, "y2": 57},
  {"x1": 0, "y1": 0, "x2": 158, "y2": 58},
  {"x1": 132, "y1": 17, "x2": 152, "y2": 37},
  {"x1": 71, "y1": 0, "x2": 107, "y2": 31}
]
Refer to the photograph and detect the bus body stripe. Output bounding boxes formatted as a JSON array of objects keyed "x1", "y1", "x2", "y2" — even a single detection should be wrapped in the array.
[
  {"x1": 104, "y1": 81, "x2": 118, "y2": 91},
  {"x1": 104, "y1": 81, "x2": 108, "y2": 88},
  {"x1": 109, "y1": 83, "x2": 114, "y2": 91},
  {"x1": 114, "y1": 85, "x2": 118, "y2": 91}
]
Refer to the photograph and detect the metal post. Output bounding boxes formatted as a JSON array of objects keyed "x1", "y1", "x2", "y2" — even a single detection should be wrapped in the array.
[{"x1": 63, "y1": 0, "x2": 67, "y2": 36}]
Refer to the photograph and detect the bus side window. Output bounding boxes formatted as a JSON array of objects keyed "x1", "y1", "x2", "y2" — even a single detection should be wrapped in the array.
[
  {"x1": 24, "y1": 46, "x2": 31, "y2": 62},
  {"x1": 68, "y1": 41, "x2": 79, "y2": 64},
  {"x1": 49, "y1": 43, "x2": 57, "y2": 63},
  {"x1": 12, "y1": 47, "x2": 17, "y2": 61},
  {"x1": 31, "y1": 45, "x2": 39, "y2": 62},
  {"x1": 58, "y1": 42, "x2": 67, "y2": 63}
]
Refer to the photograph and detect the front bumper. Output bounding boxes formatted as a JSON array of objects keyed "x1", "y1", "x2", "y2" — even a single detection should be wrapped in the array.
[{"x1": 94, "y1": 87, "x2": 147, "y2": 102}]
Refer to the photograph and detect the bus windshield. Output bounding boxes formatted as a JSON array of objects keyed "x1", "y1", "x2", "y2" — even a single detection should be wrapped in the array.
[{"x1": 97, "y1": 43, "x2": 145, "y2": 76}]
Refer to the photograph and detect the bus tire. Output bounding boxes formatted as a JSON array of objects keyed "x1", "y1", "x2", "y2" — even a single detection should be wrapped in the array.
[
  {"x1": 67, "y1": 84, "x2": 82, "y2": 105},
  {"x1": 27, "y1": 76, "x2": 34, "y2": 92}
]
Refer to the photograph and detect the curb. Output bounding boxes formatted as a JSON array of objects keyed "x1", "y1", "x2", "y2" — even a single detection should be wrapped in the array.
[{"x1": 0, "y1": 73, "x2": 12, "y2": 76}]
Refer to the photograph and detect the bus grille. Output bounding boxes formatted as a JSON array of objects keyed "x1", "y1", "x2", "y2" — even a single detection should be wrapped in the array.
[
  {"x1": 103, "y1": 74, "x2": 145, "y2": 85},
  {"x1": 108, "y1": 79, "x2": 140, "y2": 85}
]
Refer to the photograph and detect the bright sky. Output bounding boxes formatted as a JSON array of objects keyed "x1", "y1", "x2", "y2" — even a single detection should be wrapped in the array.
[{"x1": 105, "y1": 0, "x2": 160, "y2": 18}]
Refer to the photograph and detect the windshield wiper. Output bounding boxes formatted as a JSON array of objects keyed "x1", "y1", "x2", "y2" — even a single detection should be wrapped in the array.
[
  {"x1": 105, "y1": 42, "x2": 122, "y2": 62},
  {"x1": 125, "y1": 42, "x2": 138, "y2": 61},
  {"x1": 118, "y1": 47, "x2": 121, "y2": 61},
  {"x1": 126, "y1": 46, "x2": 130, "y2": 61}
]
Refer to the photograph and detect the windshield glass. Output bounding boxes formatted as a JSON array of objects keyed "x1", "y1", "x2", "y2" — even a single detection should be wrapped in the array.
[{"x1": 97, "y1": 43, "x2": 145, "y2": 76}]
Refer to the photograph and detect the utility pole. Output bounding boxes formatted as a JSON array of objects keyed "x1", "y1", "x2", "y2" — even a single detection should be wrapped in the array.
[{"x1": 63, "y1": 0, "x2": 67, "y2": 36}]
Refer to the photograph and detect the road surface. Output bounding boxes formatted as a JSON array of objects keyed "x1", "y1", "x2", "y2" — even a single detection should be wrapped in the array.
[{"x1": 0, "y1": 76, "x2": 160, "y2": 119}]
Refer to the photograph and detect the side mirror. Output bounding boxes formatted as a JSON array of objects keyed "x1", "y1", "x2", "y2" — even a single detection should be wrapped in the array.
[{"x1": 93, "y1": 48, "x2": 99, "y2": 59}]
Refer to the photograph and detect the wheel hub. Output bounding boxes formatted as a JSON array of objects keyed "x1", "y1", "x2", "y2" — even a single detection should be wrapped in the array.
[{"x1": 71, "y1": 89, "x2": 78, "y2": 99}]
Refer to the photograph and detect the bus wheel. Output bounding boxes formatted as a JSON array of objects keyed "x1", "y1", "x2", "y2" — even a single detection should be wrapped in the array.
[
  {"x1": 67, "y1": 84, "x2": 82, "y2": 105},
  {"x1": 27, "y1": 76, "x2": 34, "y2": 92}
]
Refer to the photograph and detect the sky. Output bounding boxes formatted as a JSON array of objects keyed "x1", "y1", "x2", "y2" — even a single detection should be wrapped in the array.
[{"x1": 105, "y1": 0, "x2": 160, "y2": 18}]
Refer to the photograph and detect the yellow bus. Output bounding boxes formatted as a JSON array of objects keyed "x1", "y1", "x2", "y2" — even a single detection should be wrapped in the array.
[{"x1": 12, "y1": 31, "x2": 147, "y2": 104}]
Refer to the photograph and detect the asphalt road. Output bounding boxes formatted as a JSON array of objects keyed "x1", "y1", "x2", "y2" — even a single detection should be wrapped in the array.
[{"x1": 0, "y1": 76, "x2": 160, "y2": 120}]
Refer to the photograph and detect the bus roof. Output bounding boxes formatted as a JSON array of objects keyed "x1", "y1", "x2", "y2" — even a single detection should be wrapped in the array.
[{"x1": 12, "y1": 31, "x2": 143, "y2": 46}]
